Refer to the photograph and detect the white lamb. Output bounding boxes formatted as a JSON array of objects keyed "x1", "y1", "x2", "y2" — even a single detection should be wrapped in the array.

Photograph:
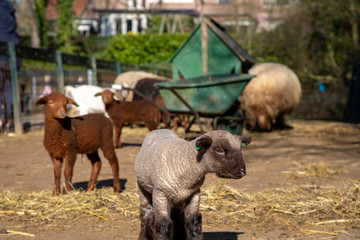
[{"x1": 64, "y1": 85, "x2": 106, "y2": 117}]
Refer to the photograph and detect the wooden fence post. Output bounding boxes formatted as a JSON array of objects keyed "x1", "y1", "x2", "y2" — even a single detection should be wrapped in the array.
[
  {"x1": 116, "y1": 61, "x2": 122, "y2": 75},
  {"x1": 91, "y1": 57, "x2": 97, "y2": 85},
  {"x1": 56, "y1": 51, "x2": 64, "y2": 93},
  {"x1": 8, "y1": 42, "x2": 23, "y2": 134}
]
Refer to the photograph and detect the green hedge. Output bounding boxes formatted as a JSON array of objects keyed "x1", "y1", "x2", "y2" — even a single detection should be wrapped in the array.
[{"x1": 88, "y1": 33, "x2": 189, "y2": 64}]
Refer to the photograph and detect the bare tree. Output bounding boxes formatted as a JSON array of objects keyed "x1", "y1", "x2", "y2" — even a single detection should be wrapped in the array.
[{"x1": 27, "y1": 0, "x2": 40, "y2": 48}]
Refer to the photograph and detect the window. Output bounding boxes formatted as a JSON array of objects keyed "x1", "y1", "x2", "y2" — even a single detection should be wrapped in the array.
[
  {"x1": 262, "y1": 0, "x2": 289, "y2": 6},
  {"x1": 219, "y1": 0, "x2": 233, "y2": 3}
]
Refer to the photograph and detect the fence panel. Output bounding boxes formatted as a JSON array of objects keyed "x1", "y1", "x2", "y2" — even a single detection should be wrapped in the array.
[{"x1": 0, "y1": 41, "x2": 172, "y2": 134}]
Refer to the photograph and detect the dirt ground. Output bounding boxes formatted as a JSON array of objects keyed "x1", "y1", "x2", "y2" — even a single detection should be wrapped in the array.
[{"x1": 0, "y1": 120, "x2": 359, "y2": 240}]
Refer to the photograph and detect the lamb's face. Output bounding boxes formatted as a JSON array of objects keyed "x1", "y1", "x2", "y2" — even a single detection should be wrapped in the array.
[
  {"x1": 196, "y1": 131, "x2": 251, "y2": 179},
  {"x1": 35, "y1": 92, "x2": 78, "y2": 119},
  {"x1": 96, "y1": 90, "x2": 115, "y2": 105}
]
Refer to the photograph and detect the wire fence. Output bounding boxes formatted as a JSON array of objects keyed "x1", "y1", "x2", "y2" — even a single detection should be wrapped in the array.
[{"x1": 0, "y1": 41, "x2": 172, "y2": 134}]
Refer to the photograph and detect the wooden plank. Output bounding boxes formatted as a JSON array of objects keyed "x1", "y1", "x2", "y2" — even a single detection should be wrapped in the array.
[
  {"x1": 8, "y1": 43, "x2": 23, "y2": 134},
  {"x1": 201, "y1": 20, "x2": 208, "y2": 75},
  {"x1": 91, "y1": 57, "x2": 97, "y2": 85},
  {"x1": 15, "y1": 45, "x2": 56, "y2": 63},
  {"x1": 96, "y1": 59, "x2": 116, "y2": 71},
  {"x1": 62, "y1": 53, "x2": 91, "y2": 68},
  {"x1": 56, "y1": 51, "x2": 64, "y2": 93}
]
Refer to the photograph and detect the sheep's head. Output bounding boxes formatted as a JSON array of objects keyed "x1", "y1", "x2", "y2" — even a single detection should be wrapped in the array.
[
  {"x1": 35, "y1": 92, "x2": 78, "y2": 119},
  {"x1": 195, "y1": 130, "x2": 251, "y2": 179},
  {"x1": 95, "y1": 90, "x2": 117, "y2": 104}
]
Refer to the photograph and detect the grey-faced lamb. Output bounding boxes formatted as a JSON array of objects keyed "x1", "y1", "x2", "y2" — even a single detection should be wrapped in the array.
[
  {"x1": 242, "y1": 62, "x2": 302, "y2": 131},
  {"x1": 95, "y1": 89, "x2": 161, "y2": 148},
  {"x1": 35, "y1": 92, "x2": 120, "y2": 195},
  {"x1": 135, "y1": 129, "x2": 251, "y2": 240}
]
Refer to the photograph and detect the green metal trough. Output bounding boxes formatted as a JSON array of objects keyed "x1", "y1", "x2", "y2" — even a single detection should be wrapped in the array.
[{"x1": 155, "y1": 74, "x2": 254, "y2": 134}]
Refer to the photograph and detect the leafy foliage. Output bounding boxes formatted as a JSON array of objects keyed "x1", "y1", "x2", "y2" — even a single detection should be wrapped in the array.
[
  {"x1": 96, "y1": 33, "x2": 189, "y2": 64},
  {"x1": 56, "y1": 0, "x2": 79, "y2": 53},
  {"x1": 239, "y1": 0, "x2": 359, "y2": 85},
  {"x1": 34, "y1": 0, "x2": 48, "y2": 48}
]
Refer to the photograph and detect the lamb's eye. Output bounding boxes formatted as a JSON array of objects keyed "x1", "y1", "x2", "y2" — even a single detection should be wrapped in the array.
[
  {"x1": 214, "y1": 147, "x2": 225, "y2": 156},
  {"x1": 48, "y1": 101, "x2": 54, "y2": 105}
]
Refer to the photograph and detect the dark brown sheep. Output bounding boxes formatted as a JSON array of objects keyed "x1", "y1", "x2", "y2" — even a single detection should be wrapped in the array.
[
  {"x1": 35, "y1": 92, "x2": 120, "y2": 195},
  {"x1": 95, "y1": 89, "x2": 161, "y2": 148},
  {"x1": 133, "y1": 78, "x2": 188, "y2": 131}
]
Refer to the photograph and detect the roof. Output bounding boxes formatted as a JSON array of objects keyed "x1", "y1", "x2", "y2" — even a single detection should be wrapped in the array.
[{"x1": 169, "y1": 18, "x2": 256, "y2": 65}]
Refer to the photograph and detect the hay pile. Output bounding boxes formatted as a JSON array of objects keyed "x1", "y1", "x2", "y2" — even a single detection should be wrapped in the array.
[
  {"x1": 0, "y1": 189, "x2": 139, "y2": 225},
  {"x1": 0, "y1": 181, "x2": 359, "y2": 237},
  {"x1": 200, "y1": 181, "x2": 359, "y2": 230},
  {"x1": 282, "y1": 161, "x2": 347, "y2": 179}
]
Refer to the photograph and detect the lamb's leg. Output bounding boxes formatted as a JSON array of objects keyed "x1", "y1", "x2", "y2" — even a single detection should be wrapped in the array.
[
  {"x1": 171, "y1": 116, "x2": 179, "y2": 131},
  {"x1": 63, "y1": 153, "x2": 77, "y2": 193},
  {"x1": 102, "y1": 147, "x2": 120, "y2": 193},
  {"x1": 145, "y1": 121, "x2": 158, "y2": 131},
  {"x1": 51, "y1": 155, "x2": 62, "y2": 195},
  {"x1": 184, "y1": 191, "x2": 203, "y2": 240},
  {"x1": 114, "y1": 124, "x2": 123, "y2": 148},
  {"x1": 153, "y1": 190, "x2": 173, "y2": 240},
  {"x1": 138, "y1": 186, "x2": 154, "y2": 240},
  {"x1": 86, "y1": 151, "x2": 102, "y2": 191}
]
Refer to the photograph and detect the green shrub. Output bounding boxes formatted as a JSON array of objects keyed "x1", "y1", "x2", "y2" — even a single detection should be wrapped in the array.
[{"x1": 96, "y1": 33, "x2": 189, "y2": 64}]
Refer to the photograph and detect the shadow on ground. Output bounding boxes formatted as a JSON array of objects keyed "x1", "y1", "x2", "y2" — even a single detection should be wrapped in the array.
[
  {"x1": 204, "y1": 231, "x2": 244, "y2": 240},
  {"x1": 73, "y1": 178, "x2": 127, "y2": 191}
]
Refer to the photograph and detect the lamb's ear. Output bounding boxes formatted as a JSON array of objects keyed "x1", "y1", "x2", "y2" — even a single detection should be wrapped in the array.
[
  {"x1": 35, "y1": 96, "x2": 48, "y2": 106},
  {"x1": 239, "y1": 136, "x2": 251, "y2": 146},
  {"x1": 195, "y1": 135, "x2": 212, "y2": 162},
  {"x1": 113, "y1": 92, "x2": 120, "y2": 100},
  {"x1": 94, "y1": 92, "x2": 102, "y2": 97},
  {"x1": 67, "y1": 97, "x2": 79, "y2": 107}
]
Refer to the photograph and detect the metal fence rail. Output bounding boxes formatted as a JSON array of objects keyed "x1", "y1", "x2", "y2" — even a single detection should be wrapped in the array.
[{"x1": 0, "y1": 41, "x2": 171, "y2": 134}]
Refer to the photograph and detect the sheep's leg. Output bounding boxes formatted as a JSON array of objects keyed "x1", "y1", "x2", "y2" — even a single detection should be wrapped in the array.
[
  {"x1": 63, "y1": 153, "x2": 77, "y2": 193},
  {"x1": 184, "y1": 191, "x2": 203, "y2": 240},
  {"x1": 102, "y1": 148, "x2": 120, "y2": 193},
  {"x1": 244, "y1": 109, "x2": 256, "y2": 131},
  {"x1": 275, "y1": 113, "x2": 287, "y2": 129},
  {"x1": 114, "y1": 124, "x2": 123, "y2": 148},
  {"x1": 51, "y1": 155, "x2": 63, "y2": 195},
  {"x1": 153, "y1": 191, "x2": 173, "y2": 240},
  {"x1": 258, "y1": 114, "x2": 271, "y2": 131},
  {"x1": 138, "y1": 186, "x2": 155, "y2": 240},
  {"x1": 86, "y1": 151, "x2": 102, "y2": 191}
]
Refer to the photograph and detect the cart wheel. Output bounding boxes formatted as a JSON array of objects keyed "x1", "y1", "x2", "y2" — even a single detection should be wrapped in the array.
[{"x1": 215, "y1": 119, "x2": 244, "y2": 135}]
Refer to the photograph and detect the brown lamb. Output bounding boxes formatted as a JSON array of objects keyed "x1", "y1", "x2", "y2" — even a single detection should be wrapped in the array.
[
  {"x1": 35, "y1": 92, "x2": 120, "y2": 195},
  {"x1": 95, "y1": 89, "x2": 161, "y2": 148}
]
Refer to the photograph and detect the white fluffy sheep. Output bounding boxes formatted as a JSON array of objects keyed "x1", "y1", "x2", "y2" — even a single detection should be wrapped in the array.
[
  {"x1": 242, "y1": 62, "x2": 302, "y2": 131},
  {"x1": 135, "y1": 129, "x2": 251, "y2": 239},
  {"x1": 64, "y1": 85, "x2": 106, "y2": 117}
]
